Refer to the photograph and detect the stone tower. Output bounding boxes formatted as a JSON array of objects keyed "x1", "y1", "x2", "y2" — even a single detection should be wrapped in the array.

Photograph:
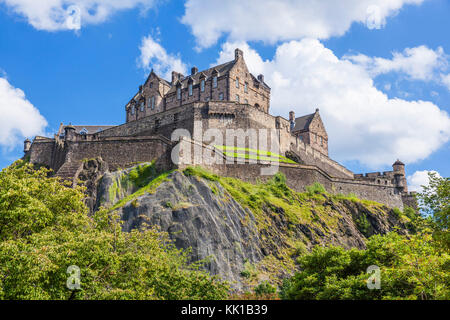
[{"x1": 393, "y1": 159, "x2": 408, "y2": 193}]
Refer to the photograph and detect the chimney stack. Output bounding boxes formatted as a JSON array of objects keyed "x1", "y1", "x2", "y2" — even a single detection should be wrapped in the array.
[
  {"x1": 289, "y1": 111, "x2": 296, "y2": 131},
  {"x1": 257, "y1": 74, "x2": 264, "y2": 83},
  {"x1": 191, "y1": 66, "x2": 198, "y2": 75}
]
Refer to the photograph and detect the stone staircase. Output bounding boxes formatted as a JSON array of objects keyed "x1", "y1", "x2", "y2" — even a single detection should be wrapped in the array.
[{"x1": 55, "y1": 161, "x2": 82, "y2": 182}]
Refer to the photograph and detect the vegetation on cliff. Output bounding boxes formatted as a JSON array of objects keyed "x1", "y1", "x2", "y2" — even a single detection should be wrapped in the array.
[
  {"x1": 0, "y1": 161, "x2": 228, "y2": 300},
  {"x1": 281, "y1": 172, "x2": 450, "y2": 300}
]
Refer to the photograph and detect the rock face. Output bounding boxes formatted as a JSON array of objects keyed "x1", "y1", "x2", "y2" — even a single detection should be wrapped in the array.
[
  {"x1": 94, "y1": 165, "x2": 408, "y2": 290},
  {"x1": 111, "y1": 171, "x2": 264, "y2": 290}
]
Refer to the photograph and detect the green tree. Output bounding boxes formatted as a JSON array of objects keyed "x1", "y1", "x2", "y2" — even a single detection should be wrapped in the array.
[
  {"x1": 417, "y1": 172, "x2": 450, "y2": 250},
  {"x1": 281, "y1": 232, "x2": 449, "y2": 300},
  {"x1": 0, "y1": 161, "x2": 229, "y2": 300}
]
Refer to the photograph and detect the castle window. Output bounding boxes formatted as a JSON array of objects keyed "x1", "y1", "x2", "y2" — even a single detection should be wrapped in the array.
[
  {"x1": 236, "y1": 77, "x2": 239, "y2": 88},
  {"x1": 131, "y1": 106, "x2": 135, "y2": 115},
  {"x1": 244, "y1": 82, "x2": 248, "y2": 93},
  {"x1": 244, "y1": 99, "x2": 248, "y2": 104},
  {"x1": 235, "y1": 94, "x2": 240, "y2": 102},
  {"x1": 320, "y1": 136, "x2": 323, "y2": 146},
  {"x1": 188, "y1": 83, "x2": 193, "y2": 96},
  {"x1": 151, "y1": 96, "x2": 155, "y2": 109},
  {"x1": 219, "y1": 93, "x2": 224, "y2": 100},
  {"x1": 149, "y1": 82, "x2": 153, "y2": 88},
  {"x1": 140, "y1": 101, "x2": 145, "y2": 112},
  {"x1": 213, "y1": 76, "x2": 218, "y2": 88},
  {"x1": 201, "y1": 79, "x2": 205, "y2": 92},
  {"x1": 177, "y1": 87, "x2": 181, "y2": 100}
]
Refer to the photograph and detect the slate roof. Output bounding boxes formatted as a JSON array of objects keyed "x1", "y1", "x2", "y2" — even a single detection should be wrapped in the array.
[
  {"x1": 292, "y1": 113, "x2": 315, "y2": 132},
  {"x1": 167, "y1": 60, "x2": 236, "y2": 94}
]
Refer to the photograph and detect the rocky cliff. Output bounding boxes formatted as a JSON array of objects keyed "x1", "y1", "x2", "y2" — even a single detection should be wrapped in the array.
[{"x1": 81, "y1": 160, "x2": 410, "y2": 291}]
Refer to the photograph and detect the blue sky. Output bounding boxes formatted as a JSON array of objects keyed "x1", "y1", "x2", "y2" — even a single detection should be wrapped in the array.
[{"x1": 0, "y1": 0, "x2": 449, "y2": 191}]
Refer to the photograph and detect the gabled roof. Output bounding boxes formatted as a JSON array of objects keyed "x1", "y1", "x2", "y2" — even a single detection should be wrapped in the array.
[
  {"x1": 292, "y1": 113, "x2": 315, "y2": 132},
  {"x1": 144, "y1": 70, "x2": 171, "y2": 87}
]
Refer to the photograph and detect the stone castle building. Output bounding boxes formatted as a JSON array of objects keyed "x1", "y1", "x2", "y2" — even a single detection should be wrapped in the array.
[{"x1": 23, "y1": 48, "x2": 416, "y2": 210}]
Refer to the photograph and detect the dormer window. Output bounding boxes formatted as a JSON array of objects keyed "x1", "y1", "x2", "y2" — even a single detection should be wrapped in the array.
[
  {"x1": 177, "y1": 87, "x2": 181, "y2": 100},
  {"x1": 200, "y1": 79, "x2": 205, "y2": 92},
  {"x1": 80, "y1": 128, "x2": 88, "y2": 135},
  {"x1": 188, "y1": 83, "x2": 193, "y2": 96},
  {"x1": 213, "y1": 76, "x2": 218, "y2": 88},
  {"x1": 236, "y1": 77, "x2": 239, "y2": 88}
]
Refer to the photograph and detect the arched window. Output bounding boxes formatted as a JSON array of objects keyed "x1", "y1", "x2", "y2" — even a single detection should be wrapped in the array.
[{"x1": 255, "y1": 103, "x2": 260, "y2": 109}]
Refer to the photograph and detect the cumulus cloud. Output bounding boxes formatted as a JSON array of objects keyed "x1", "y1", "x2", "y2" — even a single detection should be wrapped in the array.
[
  {"x1": 407, "y1": 170, "x2": 442, "y2": 193},
  {"x1": 0, "y1": 76, "x2": 47, "y2": 149},
  {"x1": 0, "y1": 0, "x2": 159, "y2": 31},
  {"x1": 182, "y1": 0, "x2": 425, "y2": 49},
  {"x1": 138, "y1": 35, "x2": 187, "y2": 80},
  {"x1": 345, "y1": 46, "x2": 449, "y2": 87},
  {"x1": 441, "y1": 73, "x2": 450, "y2": 90},
  {"x1": 215, "y1": 40, "x2": 450, "y2": 168}
]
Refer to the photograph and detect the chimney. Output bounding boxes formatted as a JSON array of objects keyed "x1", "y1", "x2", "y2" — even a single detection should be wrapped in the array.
[
  {"x1": 315, "y1": 108, "x2": 320, "y2": 113},
  {"x1": 235, "y1": 48, "x2": 243, "y2": 61},
  {"x1": 171, "y1": 71, "x2": 179, "y2": 84},
  {"x1": 257, "y1": 74, "x2": 264, "y2": 83},
  {"x1": 191, "y1": 66, "x2": 198, "y2": 75},
  {"x1": 289, "y1": 111, "x2": 295, "y2": 131}
]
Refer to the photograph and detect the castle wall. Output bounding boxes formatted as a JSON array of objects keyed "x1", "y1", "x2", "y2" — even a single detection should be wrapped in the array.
[
  {"x1": 28, "y1": 138, "x2": 54, "y2": 168},
  {"x1": 64, "y1": 136, "x2": 174, "y2": 171}
]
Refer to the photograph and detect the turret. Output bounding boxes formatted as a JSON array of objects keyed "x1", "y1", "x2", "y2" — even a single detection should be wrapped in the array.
[
  {"x1": 24, "y1": 138, "x2": 31, "y2": 153},
  {"x1": 392, "y1": 159, "x2": 408, "y2": 193},
  {"x1": 64, "y1": 124, "x2": 76, "y2": 141}
]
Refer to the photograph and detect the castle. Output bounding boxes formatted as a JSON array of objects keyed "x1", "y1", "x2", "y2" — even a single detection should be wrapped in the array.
[{"x1": 23, "y1": 48, "x2": 416, "y2": 210}]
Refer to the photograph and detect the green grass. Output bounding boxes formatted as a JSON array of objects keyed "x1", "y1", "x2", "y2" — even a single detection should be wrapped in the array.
[
  {"x1": 109, "y1": 169, "x2": 173, "y2": 211},
  {"x1": 214, "y1": 145, "x2": 297, "y2": 164}
]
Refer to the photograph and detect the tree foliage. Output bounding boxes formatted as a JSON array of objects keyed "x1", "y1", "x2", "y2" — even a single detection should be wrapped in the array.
[{"x1": 0, "y1": 161, "x2": 229, "y2": 300}]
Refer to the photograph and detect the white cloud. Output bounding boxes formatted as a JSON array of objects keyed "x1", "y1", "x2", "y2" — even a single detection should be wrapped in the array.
[
  {"x1": 345, "y1": 46, "x2": 449, "y2": 83},
  {"x1": 0, "y1": 76, "x2": 47, "y2": 149},
  {"x1": 215, "y1": 39, "x2": 450, "y2": 168},
  {"x1": 138, "y1": 35, "x2": 187, "y2": 80},
  {"x1": 182, "y1": 0, "x2": 425, "y2": 49},
  {"x1": 441, "y1": 73, "x2": 450, "y2": 90},
  {"x1": 407, "y1": 170, "x2": 442, "y2": 193},
  {"x1": 0, "y1": 0, "x2": 159, "y2": 31}
]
